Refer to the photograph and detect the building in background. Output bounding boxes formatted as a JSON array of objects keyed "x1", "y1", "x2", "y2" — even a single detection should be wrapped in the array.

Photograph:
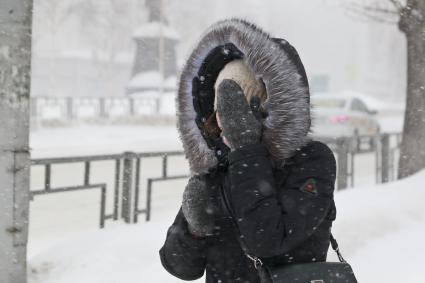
[{"x1": 126, "y1": 0, "x2": 179, "y2": 95}]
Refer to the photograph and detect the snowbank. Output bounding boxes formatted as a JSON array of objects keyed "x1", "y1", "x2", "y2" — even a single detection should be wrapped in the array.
[
  {"x1": 28, "y1": 169, "x2": 425, "y2": 283},
  {"x1": 331, "y1": 169, "x2": 425, "y2": 282}
]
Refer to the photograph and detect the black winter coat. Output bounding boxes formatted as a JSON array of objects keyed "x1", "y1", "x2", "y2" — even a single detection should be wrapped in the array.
[
  {"x1": 160, "y1": 141, "x2": 337, "y2": 282},
  {"x1": 161, "y1": 18, "x2": 337, "y2": 283}
]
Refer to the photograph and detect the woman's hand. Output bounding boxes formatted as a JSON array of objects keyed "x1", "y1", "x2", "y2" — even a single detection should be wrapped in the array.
[
  {"x1": 182, "y1": 175, "x2": 216, "y2": 237},
  {"x1": 216, "y1": 79, "x2": 262, "y2": 150}
]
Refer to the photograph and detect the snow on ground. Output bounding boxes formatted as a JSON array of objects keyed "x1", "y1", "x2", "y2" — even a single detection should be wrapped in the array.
[
  {"x1": 331, "y1": 170, "x2": 425, "y2": 282},
  {"x1": 27, "y1": 160, "x2": 425, "y2": 283},
  {"x1": 30, "y1": 125, "x2": 182, "y2": 158},
  {"x1": 28, "y1": 222, "x2": 187, "y2": 283},
  {"x1": 28, "y1": 124, "x2": 422, "y2": 282},
  {"x1": 29, "y1": 125, "x2": 186, "y2": 259}
]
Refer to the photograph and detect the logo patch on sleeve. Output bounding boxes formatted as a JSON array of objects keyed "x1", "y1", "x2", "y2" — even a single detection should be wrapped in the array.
[{"x1": 300, "y1": 178, "x2": 318, "y2": 195}]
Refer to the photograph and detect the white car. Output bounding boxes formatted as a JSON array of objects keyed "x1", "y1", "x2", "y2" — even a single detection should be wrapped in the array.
[{"x1": 310, "y1": 93, "x2": 380, "y2": 139}]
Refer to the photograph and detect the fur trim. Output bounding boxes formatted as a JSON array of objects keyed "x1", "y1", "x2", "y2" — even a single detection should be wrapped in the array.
[{"x1": 177, "y1": 18, "x2": 312, "y2": 174}]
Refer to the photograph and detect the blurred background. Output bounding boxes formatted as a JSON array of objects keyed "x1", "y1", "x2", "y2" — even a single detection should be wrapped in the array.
[
  {"x1": 4, "y1": 0, "x2": 422, "y2": 282},
  {"x1": 30, "y1": 0, "x2": 405, "y2": 129}
]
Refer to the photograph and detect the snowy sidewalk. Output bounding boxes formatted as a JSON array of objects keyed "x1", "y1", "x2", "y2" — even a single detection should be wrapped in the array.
[
  {"x1": 28, "y1": 169, "x2": 425, "y2": 283},
  {"x1": 30, "y1": 125, "x2": 182, "y2": 158},
  {"x1": 331, "y1": 170, "x2": 425, "y2": 282}
]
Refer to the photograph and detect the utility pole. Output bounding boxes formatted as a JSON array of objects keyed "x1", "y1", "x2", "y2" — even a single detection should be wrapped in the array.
[{"x1": 0, "y1": 0, "x2": 33, "y2": 282}]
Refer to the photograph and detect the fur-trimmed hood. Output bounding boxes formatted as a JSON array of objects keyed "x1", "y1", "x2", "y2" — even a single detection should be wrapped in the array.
[{"x1": 177, "y1": 18, "x2": 312, "y2": 174}]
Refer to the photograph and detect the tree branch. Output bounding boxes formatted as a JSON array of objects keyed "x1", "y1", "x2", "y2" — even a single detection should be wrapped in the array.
[
  {"x1": 342, "y1": 2, "x2": 400, "y2": 24},
  {"x1": 388, "y1": 0, "x2": 404, "y2": 12},
  {"x1": 350, "y1": 2, "x2": 400, "y2": 15}
]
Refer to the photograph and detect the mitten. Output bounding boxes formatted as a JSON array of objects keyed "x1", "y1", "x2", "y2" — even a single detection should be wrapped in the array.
[
  {"x1": 216, "y1": 79, "x2": 263, "y2": 150},
  {"x1": 182, "y1": 175, "x2": 216, "y2": 237}
]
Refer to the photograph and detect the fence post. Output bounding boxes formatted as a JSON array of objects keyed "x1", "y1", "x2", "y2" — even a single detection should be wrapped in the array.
[
  {"x1": 133, "y1": 158, "x2": 141, "y2": 223},
  {"x1": 162, "y1": 154, "x2": 168, "y2": 178},
  {"x1": 375, "y1": 134, "x2": 381, "y2": 184},
  {"x1": 113, "y1": 159, "x2": 121, "y2": 220},
  {"x1": 129, "y1": 98, "x2": 135, "y2": 116},
  {"x1": 100, "y1": 186, "x2": 107, "y2": 228},
  {"x1": 99, "y1": 97, "x2": 107, "y2": 118},
  {"x1": 336, "y1": 137, "x2": 349, "y2": 190},
  {"x1": 146, "y1": 179, "x2": 152, "y2": 221},
  {"x1": 66, "y1": 97, "x2": 73, "y2": 120},
  {"x1": 353, "y1": 130, "x2": 360, "y2": 153},
  {"x1": 381, "y1": 133, "x2": 390, "y2": 183},
  {"x1": 155, "y1": 97, "x2": 160, "y2": 114},
  {"x1": 121, "y1": 152, "x2": 134, "y2": 223}
]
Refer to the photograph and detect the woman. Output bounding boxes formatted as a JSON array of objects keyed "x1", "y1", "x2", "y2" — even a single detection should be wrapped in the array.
[{"x1": 159, "y1": 19, "x2": 337, "y2": 282}]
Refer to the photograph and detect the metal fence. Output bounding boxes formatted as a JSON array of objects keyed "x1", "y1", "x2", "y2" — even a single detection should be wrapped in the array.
[
  {"x1": 31, "y1": 96, "x2": 163, "y2": 121},
  {"x1": 322, "y1": 132, "x2": 402, "y2": 189},
  {"x1": 30, "y1": 151, "x2": 187, "y2": 228},
  {"x1": 29, "y1": 132, "x2": 401, "y2": 229}
]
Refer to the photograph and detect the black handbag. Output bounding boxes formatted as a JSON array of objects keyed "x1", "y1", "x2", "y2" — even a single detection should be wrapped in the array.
[{"x1": 244, "y1": 234, "x2": 358, "y2": 283}]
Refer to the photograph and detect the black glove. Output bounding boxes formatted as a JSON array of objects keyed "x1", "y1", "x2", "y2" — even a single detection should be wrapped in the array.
[
  {"x1": 182, "y1": 175, "x2": 216, "y2": 237},
  {"x1": 216, "y1": 79, "x2": 263, "y2": 150}
]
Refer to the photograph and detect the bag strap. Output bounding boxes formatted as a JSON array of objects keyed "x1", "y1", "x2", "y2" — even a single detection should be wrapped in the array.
[
  {"x1": 330, "y1": 233, "x2": 347, "y2": 263},
  {"x1": 242, "y1": 233, "x2": 347, "y2": 270}
]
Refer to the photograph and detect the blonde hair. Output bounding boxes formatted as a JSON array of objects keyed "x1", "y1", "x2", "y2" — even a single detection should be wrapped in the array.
[{"x1": 214, "y1": 59, "x2": 267, "y2": 109}]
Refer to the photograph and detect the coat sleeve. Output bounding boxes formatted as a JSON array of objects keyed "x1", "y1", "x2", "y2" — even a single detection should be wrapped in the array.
[
  {"x1": 159, "y1": 207, "x2": 207, "y2": 281},
  {"x1": 224, "y1": 141, "x2": 336, "y2": 258}
]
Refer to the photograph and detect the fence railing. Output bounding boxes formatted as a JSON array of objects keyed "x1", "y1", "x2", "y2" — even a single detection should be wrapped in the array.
[
  {"x1": 319, "y1": 132, "x2": 402, "y2": 189},
  {"x1": 31, "y1": 153, "x2": 123, "y2": 227},
  {"x1": 30, "y1": 151, "x2": 188, "y2": 228},
  {"x1": 29, "y1": 132, "x2": 401, "y2": 229},
  {"x1": 31, "y1": 96, "x2": 164, "y2": 121}
]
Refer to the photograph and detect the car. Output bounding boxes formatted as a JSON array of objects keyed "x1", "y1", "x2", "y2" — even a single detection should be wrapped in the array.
[{"x1": 310, "y1": 92, "x2": 381, "y2": 143}]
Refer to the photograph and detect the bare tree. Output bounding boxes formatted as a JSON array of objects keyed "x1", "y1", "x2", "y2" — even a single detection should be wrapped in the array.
[
  {"x1": 397, "y1": 0, "x2": 425, "y2": 179},
  {"x1": 0, "y1": 0, "x2": 33, "y2": 283},
  {"x1": 345, "y1": 0, "x2": 425, "y2": 178}
]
